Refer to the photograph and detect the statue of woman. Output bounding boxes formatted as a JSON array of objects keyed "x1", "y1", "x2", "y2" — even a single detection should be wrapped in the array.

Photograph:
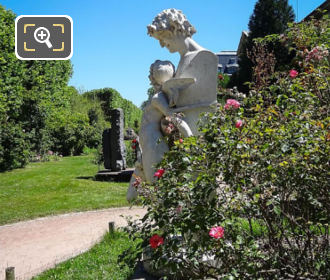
[
  {"x1": 127, "y1": 9, "x2": 217, "y2": 201},
  {"x1": 147, "y1": 8, "x2": 218, "y2": 135}
]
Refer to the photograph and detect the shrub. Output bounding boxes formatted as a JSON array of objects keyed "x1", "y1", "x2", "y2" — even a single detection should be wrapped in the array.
[
  {"x1": 0, "y1": 4, "x2": 73, "y2": 171},
  {"x1": 83, "y1": 88, "x2": 142, "y2": 130},
  {"x1": 0, "y1": 122, "x2": 30, "y2": 170},
  {"x1": 125, "y1": 140, "x2": 136, "y2": 168},
  {"x1": 47, "y1": 111, "x2": 90, "y2": 156},
  {"x1": 235, "y1": 0, "x2": 295, "y2": 93},
  {"x1": 217, "y1": 73, "x2": 231, "y2": 91},
  {"x1": 121, "y1": 15, "x2": 329, "y2": 279}
]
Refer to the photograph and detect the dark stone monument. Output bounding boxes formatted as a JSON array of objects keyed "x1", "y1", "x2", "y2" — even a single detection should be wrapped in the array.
[
  {"x1": 103, "y1": 128, "x2": 111, "y2": 169},
  {"x1": 96, "y1": 108, "x2": 134, "y2": 182},
  {"x1": 103, "y1": 108, "x2": 126, "y2": 171}
]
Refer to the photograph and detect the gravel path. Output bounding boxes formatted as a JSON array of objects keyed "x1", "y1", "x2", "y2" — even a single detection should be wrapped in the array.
[{"x1": 0, "y1": 207, "x2": 146, "y2": 280}]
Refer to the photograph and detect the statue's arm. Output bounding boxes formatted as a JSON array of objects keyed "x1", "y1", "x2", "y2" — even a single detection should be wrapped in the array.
[
  {"x1": 162, "y1": 77, "x2": 196, "y2": 92},
  {"x1": 172, "y1": 100, "x2": 217, "y2": 113},
  {"x1": 162, "y1": 78, "x2": 196, "y2": 107},
  {"x1": 150, "y1": 92, "x2": 173, "y2": 116}
]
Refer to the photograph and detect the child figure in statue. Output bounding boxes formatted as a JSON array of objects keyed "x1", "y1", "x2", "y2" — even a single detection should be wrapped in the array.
[{"x1": 126, "y1": 60, "x2": 194, "y2": 201}]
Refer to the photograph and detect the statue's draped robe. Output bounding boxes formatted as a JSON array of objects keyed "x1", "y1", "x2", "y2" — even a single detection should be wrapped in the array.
[{"x1": 174, "y1": 50, "x2": 218, "y2": 135}]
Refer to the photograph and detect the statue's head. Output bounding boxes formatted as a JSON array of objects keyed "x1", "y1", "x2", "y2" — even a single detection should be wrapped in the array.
[
  {"x1": 147, "y1": 9, "x2": 196, "y2": 53},
  {"x1": 149, "y1": 60, "x2": 175, "y2": 91}
]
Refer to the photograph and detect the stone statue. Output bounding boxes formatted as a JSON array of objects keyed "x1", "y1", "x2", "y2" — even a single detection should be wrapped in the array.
[
  {"x1": 103, "y1": 108, "x2": 126, "y2": 171},
  {"x1": 124, "y1": 128, "x2": 137, "y2": 140},
  {"x1": 147, "y1": 8, "x2": 218, "y2": 134},
  {"x1": 127, "y1": 8, "x2": 217, "y2": 201}
]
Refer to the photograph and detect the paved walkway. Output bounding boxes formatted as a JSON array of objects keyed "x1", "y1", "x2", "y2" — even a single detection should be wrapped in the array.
[{"x1": 0, "y1": 207, "x2": 146, "y2": 280}]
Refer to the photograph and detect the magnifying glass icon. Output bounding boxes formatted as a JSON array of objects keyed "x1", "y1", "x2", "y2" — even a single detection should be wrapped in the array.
[{"x1": 34, "y1": 27, "x2": 52, "y2": 48}]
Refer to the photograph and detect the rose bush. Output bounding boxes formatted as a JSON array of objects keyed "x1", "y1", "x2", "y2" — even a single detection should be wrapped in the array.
[{"x1": 120, "y1": 15, "x2": 329, "y2": 279}]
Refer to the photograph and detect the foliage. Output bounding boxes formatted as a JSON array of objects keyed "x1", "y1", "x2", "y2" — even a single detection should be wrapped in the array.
[
  {"x1": 140, "y1": 87, "x2": 155, "y2": 111},
  {"x1": 121, "y1": 16, "x2": 329, "y2": 279},
  {"x1": 83, "y1": 88, "x2": 142, "y2": 131},
  {"x1": 42, "y1": 87, "x2": 105, "y2": 156},
  {"x1": 0, "y1": 4, "x2": 74, "y2": 170},
  {"x1": 247, "y1": 42, "x2": 276, "y2": 90},
  {"x1": 0, "y1": 155, "x2": 129, "y2": 225},
  {"x1": 217, "y1": 73, "x2": 231, "y2": 92},
  {"x1": 47, "y1": 110, "x2": 89, "y2": 156},
  {"x1": 68, "y1": 87, "x2": 108, "y2": 149},
  {"x1": 92, "y1": 144, "x2": 104, "y2": 169},
  {"x1": 82, "y1": 146, "x2": 97, "y2": 156},
  {"x1": 217, "y1": 73, "x2": 246, "y2": 104},
  {"x1": 82, "y1": 87, "x2": 143, "y2": 168},
  {"x1": 125, "y1": 140, "x2": 137, "y2": 168},
  {"x1": 30, "y1": 150, "x2": 62, "y2": 162},
  {"x1": 0, "y1": 121, "x2": 30, "y2": 170},
  {"x1": 33, "y1": 231, "x2": 138, "y2": 280},
  {"x1": 0, "y1": 5, "x2": 140, "y2": 171},
  {"x1": 235, "y1": 0, "x2": 295, "y2": 92},
  {"x1": 248, "y1": 0, "x2": 294, "y2": 39}
]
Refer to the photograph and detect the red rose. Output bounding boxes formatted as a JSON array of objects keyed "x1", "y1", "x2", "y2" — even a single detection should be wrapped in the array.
[
  {"x1": 132, "y1": 139, "x2": 137, "y2": 143},
  {"x1": 154, "y1": 168, "x2": 165, "y2": 178},
  {"x1": 149, "y1": 234, "x2": 164, "y2": 249}
]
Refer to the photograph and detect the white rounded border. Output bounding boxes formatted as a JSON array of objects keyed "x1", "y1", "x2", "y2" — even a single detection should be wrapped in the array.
[{"x1": 15, "y1": 15, "x2": 73, "y2": 60}]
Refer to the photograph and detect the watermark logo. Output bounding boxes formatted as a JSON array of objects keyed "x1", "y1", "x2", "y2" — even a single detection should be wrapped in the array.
[{"x1": 15, "y1": 15, "x2": 73, "y2": 60}]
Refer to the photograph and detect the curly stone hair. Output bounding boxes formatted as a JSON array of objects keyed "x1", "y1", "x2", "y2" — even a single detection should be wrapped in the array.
[{"x1": 147, "y1": 8, "x2": 196, "y2": 39}]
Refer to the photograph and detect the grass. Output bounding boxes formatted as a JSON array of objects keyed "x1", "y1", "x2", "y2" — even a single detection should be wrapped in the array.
[
  {"x1": 32, "y1": 231, "x2": 138, "y2": 280},
  {"x1": 0, "y1": 155, "x2": 129, "y2": 225}
]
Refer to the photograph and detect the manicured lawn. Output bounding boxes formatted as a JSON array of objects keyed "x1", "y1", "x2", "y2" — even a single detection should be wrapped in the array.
[
  {"x1": 33, "y1": 231, "x2": 137, "y2": 280},
  {"x1": 0, "y1": 155, "x2": 129, "y2": 225}
]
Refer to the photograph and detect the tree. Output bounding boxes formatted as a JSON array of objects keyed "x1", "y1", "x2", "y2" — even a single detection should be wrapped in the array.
[
  {"x1": 235, "y1": 0, "x2": 295, "y2": 92},
  {"x1": 249, "y1": 0, "x2": 295, "y2": 38},
  {"x1": 0, "y1": 4, "x2": 73, "y2": 170}
]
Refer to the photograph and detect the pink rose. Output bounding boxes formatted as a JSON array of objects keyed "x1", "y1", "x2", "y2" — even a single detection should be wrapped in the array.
[
  {"x1": 179, "y1": 139, "x2": 183, "y2": 144},
  {"x1": 225, "y1": 99, "x2": 240, "y2": 110},
  {"x1": 289, "y1": 69, "x2": 298, "y2": 78},
  {"x1": 149, "y1": 234, "x2": 164, "y2": 249},
  {"x1": 235, "y1": 120, "x2": 243, "y2": 128},
  {"x1": 209, "y1": 226, "x2": 224, "y2": 239},
  {"x1": 154, "y1": 168, "x2": 165, "y2": 178}
]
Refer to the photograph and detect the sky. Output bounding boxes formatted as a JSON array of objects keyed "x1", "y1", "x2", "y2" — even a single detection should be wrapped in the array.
[{"x1": 1, "y1": 0, "x2": 326, "y2": 107}]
